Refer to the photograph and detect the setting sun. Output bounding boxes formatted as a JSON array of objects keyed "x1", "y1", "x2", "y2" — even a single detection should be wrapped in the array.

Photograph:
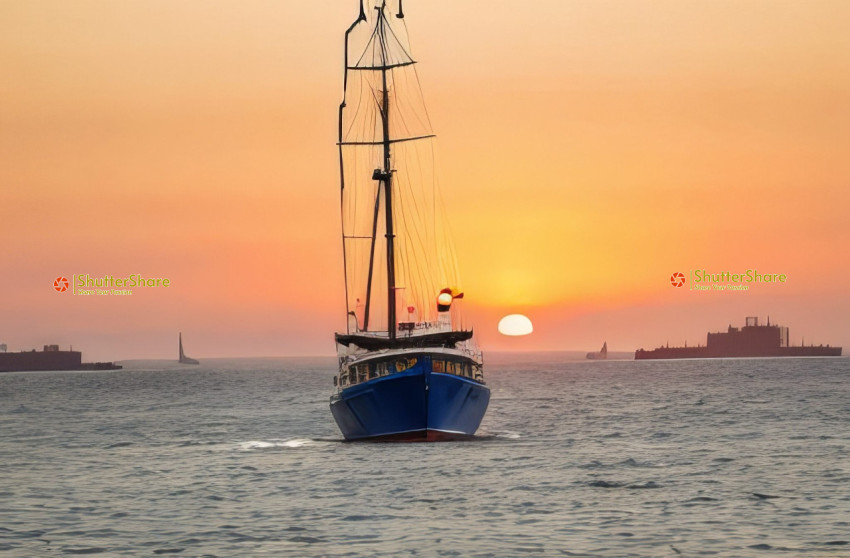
[{"x1": 498, "y1": 314, "x2": 534, "y2": 337}]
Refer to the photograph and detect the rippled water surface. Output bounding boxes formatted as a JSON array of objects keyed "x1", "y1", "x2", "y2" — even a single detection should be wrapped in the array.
[{"x1": 1, "y1": 354, "x2": 849, "y2": 557}]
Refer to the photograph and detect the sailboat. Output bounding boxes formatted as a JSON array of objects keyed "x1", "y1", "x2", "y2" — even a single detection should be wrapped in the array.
[
  {"x1": 178, "y1": 332, "x2": 199, "y2": 365},
  {"x1": 586, "y1": 341, "x2": 608, "y2": 360},
  {"x1": 329, "y1": 0, "x2": 490, "y2": 441}
]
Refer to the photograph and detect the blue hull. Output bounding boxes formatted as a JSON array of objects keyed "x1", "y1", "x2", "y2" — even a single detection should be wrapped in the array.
[{"x1": 330, "y1": 359, "x2": 490, "y2": 441}]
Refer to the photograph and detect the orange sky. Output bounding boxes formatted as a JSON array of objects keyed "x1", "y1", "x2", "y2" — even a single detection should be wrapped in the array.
[{"x1": 2, "y1": 1, "x2": 849, "y2": 360}]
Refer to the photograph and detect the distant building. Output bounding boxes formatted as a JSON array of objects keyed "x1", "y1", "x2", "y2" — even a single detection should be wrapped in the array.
[
  {"x1": 636, "y1": 316, "x2": 840, "y2": 359},
  {"x1": 0, "y1": 345, "x2": 82, "y2": 372},
  {"x1": 0, "y1": 343, "x2": 6, "y2": 353}
]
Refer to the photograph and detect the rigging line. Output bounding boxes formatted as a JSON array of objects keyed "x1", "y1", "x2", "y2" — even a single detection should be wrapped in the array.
[
  {"x1": 357, "y1": 71, "x2": 379, "y2": 140},
  {"x1": 404, "y1": 237, "x2": 434, "y2": 325},
  {"x1": 399, "y1": 201, "x2": 430, "y2": 323},
  {"x1": 383, "y1": 7, "x2": 415, "y2": 63},
  {"x1": 395, "y1": 153, "x2": 435, "y2": 319},
  {"x1": 342, "y1": 73, "x2": 369, "y2": 141},
  {"x1": 393, "y1": 178, "x2": 419, "y2": 304},
  {"x1": 430, "y1": 144, "x2": 458, "y2": 288},
  {"x1": 399, "y1": 145, "x2": 433, "y2": 281},
  {"x1": 439, "y1": 192, "x2": 462, "y2": 288},
  {"x1": 394, "y1": 210, "x2": 413, "y2": 301},
  {"x1": 342, "y1": 75, "x2": 377, "y2": 144},
  {"x1": 389, "y1": 75, "x2": 415, "y2": 141},
  {"x1": 412, "y1": 71, "x2": 433, "y2": 136},
  {"x1": 392, "y1": 61, "x2": 430, "y2": 137},
  {"x1": 368, "y1": 76, "x2": 383, "y2": 124},
  {"x1": 399, "y1": 17, "x2": 434, "y2": 132},
  {"x1": 410, "y1": 63, "x2": 435, "y2": 133},
  {"x1": 395, "y1": 153, "x2": 427, "y2": 302},
  {"x1": 417, "y1": 220, "x2": 440, "y2": 317},
  {"x1": 363, "y1": 81, "x2": 378, "y2": 145},
  {"x1": 396, "y1": 78, "x2": 420, "y2": 140},
  {"x1": 377, "y1": 5, "x2": 391, "y2": 79},
  {"x1": 393, "y1": 70, "x2": 432, "y2": 143},
  {"x1": 352, "y1": 16, "x2": 382, "y2": 69},
  {"x1": 431, "y1": 143, "x2": 439, "y2": 277},
  {"x1": 402, "y1": 137, "x2": 435, "y2": 278},
  {"x1": 351, "y1": 73, "x2": 370, "y2": 141}
]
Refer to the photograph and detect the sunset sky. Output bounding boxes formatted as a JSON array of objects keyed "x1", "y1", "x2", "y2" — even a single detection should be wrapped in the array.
[{"x1": 2, "y1": 1, "x2": 849, "y2": 360}]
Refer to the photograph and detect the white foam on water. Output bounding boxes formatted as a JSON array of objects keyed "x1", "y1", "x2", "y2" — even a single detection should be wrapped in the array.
[
  {"x1": 238, "y1": 440, "x2": 276, "y2": 451},
  {"x1": 237, "y1": 438, "x2": 315, "y2": 451}
]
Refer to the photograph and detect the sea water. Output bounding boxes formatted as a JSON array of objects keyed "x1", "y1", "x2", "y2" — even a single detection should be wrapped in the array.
[{"x1": 1, "y1": 354, "x2": 848, "y2": 557}]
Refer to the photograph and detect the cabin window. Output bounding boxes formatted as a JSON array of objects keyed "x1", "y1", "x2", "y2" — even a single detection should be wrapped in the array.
[
  {"x1": 394, "y1": 358, "x2": 417, "y2": 373},
  {"x1": 377, "y1": 362, "x2": 388, "y2": 376},
  {"x1": 368, "y1": 365, "x2": 378, "y2": 380},
  {"x1": 433, "y1": 360, "x2": 444, "y2": 373},
  {"x1": 356, "y1": 364, "x2": 368, "y2": 383}
]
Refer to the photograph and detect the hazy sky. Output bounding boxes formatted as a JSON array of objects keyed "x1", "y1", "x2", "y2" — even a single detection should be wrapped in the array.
[{"x1": 2, "y1": 1, "x2": 849, "y2": 360}]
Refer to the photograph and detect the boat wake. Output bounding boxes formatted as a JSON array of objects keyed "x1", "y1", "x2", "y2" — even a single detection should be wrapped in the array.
[
  {"x1": 236, "y1": 438, "x2": 324, "y2": 451},
  {"x1": 436, "y1": 431, "x2": 522, "y2": 443},
  {"x1": 488, "y1": 430, "x2": 522, "y2": 440}
]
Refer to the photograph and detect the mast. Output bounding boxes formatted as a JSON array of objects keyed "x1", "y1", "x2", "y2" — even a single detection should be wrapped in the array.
[
  {"x1": 338, "y1": 5, "x2": 365, "y2": 334},
  {"x1": 377, "y1": 2, "x2": 397, "y2": 340}
]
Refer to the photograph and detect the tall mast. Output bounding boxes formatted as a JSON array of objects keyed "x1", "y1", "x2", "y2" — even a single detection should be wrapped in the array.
[
  {"x1": 378, "y1": 3, "x2": 397, "y2": 340},
  {"x1": 338, "y1": 2, "x2": 366, "y2": 334}
]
